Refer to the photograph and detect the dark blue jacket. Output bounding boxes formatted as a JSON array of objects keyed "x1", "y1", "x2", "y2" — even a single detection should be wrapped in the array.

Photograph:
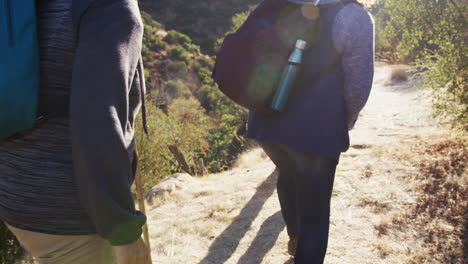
[{"x1": 247, "y1": 3, "x2": 349, "y2": 161}]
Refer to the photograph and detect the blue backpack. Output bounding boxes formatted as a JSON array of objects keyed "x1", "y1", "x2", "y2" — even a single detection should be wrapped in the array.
[{"x1": 0, "y1": 0, "x2": 40, "y2": 140}]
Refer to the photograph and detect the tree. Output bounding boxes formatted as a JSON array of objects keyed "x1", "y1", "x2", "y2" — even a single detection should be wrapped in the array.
[{"x1": 373, "y1": 0, "x2": 467, "y2": 130}]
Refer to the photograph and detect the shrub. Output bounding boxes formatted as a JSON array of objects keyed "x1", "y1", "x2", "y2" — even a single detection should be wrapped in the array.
[
  {"x1": 164, "y1": 30, "x2": 192, "y2": 46},
  {"x1": 140, "y1": 11, "x2": 162, "y2": 29},
  {"x1": 196, "y1": 56, "x2": 213, "y2": 69},
  {"x1": 191, "y1": 62, "x2": 202, "y2": 72},
  {"x1": 164, "y1": 30, "x2": 200, "y2": 53},
  {"x1": 165, "y1": 80, "x2": 184, "y2": 98},
  {"x1": 137, "y1": 7, "x2": 253, "y2": 180},
  {"x1": 136, "y1": 98, "x2": 213, "y2": 191},
  {"x1": 204, "y1": 113, "x2": 248, "y2": 171},
  {"x1": 196, "y1": 68, "x2": 213, "y2": 86},
  {"x1": 142, "y1": 44, "x2": 150, "y2": 57},
  {"x1": 0, "y1": 222, "x2": 23, "y2": 264},
  {"x1": 184, "y1": 43, "x2": 200, "y2": 53},
  {"x1": 135, "y1": 105, "x2": 177, "y2": 190},
  {"x1": 390, "y1": 67, "x2": 408, "y2": 82},
  {"x1": 195, "y1": 83, "x2": 248, "y2": 170},
  {"x1": 373, "y1": 0, "x2": 467, "y2": 131},
  {"x1": 167, "y1": 98, "x2": 213, "y2": 162},
  {"x1": 167, "y1": 61, "x2": 187, "y2": 73},
  {"x1": 168, "y1": 46, "x2": 190, "y2": 64},
  {"x1": 143, "y1": 25, "x2": 166, "y2": 53}
]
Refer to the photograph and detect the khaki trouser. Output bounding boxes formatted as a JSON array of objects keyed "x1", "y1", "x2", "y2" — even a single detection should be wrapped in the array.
[{"x1": 6, "y1": 224, "x2": 115, "y2": 264}]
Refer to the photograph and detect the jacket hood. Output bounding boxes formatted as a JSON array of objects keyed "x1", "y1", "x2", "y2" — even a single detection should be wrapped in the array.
[{"x1": 287, "y1": 0, "x2": 342, "y2": 5}]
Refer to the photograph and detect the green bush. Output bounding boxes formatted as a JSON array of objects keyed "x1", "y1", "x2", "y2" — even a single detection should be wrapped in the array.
[
  {"x1": 369, "y1": 2, "x2": 395, "y2": 61},
  {"x1": 140, "y1": 11, "x2": 162, "y2": 29},
  {"x1": 424, "y1": 45, "x2": 467, "y2": 131},
  {"x1": 136, "y1": 98, "x2": 213, "y2": 191},
  {"x1": 204, "y1": 113, "x2": 248, "y2": 171},
  {"x1": 196, "y1": 56, "x2": 213, "y2": 69},
  {"x1": 137, "y1": 7, "x2": 252, "y2": 181},
  {"x1": 190, "y1": 62, "x2": 202, "y2": 72},
  {"x1": 373, "y1": 0, "x2": 467, "y2": 131},
  {"x1": 184, "y1": 43, "x2": 201, "y2": 53},
  {"x1": 136, "y1": 89, "x2": 247, "y2": 189},
  {"x1": 168, "y1": 46, "x2": 190, "y2": 64},
  {"x1": 165, "y1": 80, "x2": 184, "y2": 98},
  {"x1": 143, "y1": 25, "x2": 166, "y2": 53},
  {"x1": 164, "y1": 30, "x2": 192, "y2": 46},
  {"x1": 167, "y1": 98, "x2": 213, "y2": 163},
  {"x1": 0, "y1": 222, "x2": 23, "y2": 264},
  {"x1": 164, "y1": 30, "x2": 200, "y2": 53},
  {"x1": 196, "y1": 68, "x2": 213, "y2": 86},
  {"x1": 195, "y1": 82, "x2": 248, "y2": 170},
  {"x1": 167, "y1": 61, "x2": 187, "y2": 73}
]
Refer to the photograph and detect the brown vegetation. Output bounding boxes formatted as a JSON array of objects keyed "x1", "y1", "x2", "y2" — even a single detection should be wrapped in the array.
[
  {"x1": 390, "y1": 67, "x2": 409, "y2": 82},
  {"x1": 382, "y1": 139, "x2": 467, "y2": 264}
]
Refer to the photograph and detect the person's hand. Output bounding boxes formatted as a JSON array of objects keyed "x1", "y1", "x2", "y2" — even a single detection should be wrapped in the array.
[{"x1": 113, "y1": 238, "x2": 150, "y2": 264}]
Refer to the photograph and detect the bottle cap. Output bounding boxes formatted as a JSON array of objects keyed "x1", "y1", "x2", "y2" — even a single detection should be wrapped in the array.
[{"x1": 296, "y1": 39, "x2": 307, "y2": 50}]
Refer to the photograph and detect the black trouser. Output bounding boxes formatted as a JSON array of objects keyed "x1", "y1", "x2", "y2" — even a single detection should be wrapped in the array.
[{"x1": 259, "y1": 142, "x2": 337, "y2": 264}]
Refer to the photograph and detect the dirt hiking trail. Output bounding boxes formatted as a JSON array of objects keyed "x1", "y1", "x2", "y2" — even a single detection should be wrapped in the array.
[{"x1": 144, "y1": 63, "x2": 452, "y2": 264}]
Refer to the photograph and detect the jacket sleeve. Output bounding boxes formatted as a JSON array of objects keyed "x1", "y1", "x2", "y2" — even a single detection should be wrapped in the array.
[
  {"x1": 70, "y1": 0, "x2": 146, "y2": 246},
  {"x1": 332, "y1": 4, "x2": 375, "y2": 130}
]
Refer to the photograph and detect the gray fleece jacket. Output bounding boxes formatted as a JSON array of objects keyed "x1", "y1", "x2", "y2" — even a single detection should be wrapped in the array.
[{"x1": 0, "y1": 0, "x2": 146, "y2": 246}]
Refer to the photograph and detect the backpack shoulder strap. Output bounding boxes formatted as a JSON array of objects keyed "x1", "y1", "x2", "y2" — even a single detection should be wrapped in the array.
[
  {"x1": 71, "y1": 0, "x2": 96, "y2": 32},
  {"x1": 301, "y1": 0, "x2": 359, "y2": 84}
]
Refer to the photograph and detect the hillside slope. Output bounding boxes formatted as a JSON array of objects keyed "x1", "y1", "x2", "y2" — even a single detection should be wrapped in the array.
[
  {"x1": 143, "y1": 64, "x2": 466, "y2": 263},
  {"x1": 139, "y1": 0, "x2": 262, "y2": 54}
]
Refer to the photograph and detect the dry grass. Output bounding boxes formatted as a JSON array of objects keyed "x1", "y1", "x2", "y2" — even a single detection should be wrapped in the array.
[
  {"x1": 146, "y1": 162, "x2": 288, "y2": 264},
  {"x1": 233, "y1": 148, "x2": 267, "y2": 169},
  {"x1": 390, "y1": 66, "x2": 409, "y2": 82},
  {"x1": 378, "y1": 139, "x2": 467, "y2": 264}
]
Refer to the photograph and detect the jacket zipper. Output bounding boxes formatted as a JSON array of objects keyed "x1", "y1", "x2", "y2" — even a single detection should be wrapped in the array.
[{"x1": 5, "y1": 0, "x2": 14, "y2": 47}]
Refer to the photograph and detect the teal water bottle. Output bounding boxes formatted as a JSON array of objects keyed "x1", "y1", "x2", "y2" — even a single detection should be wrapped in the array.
[{"x1": 271, "y1": 39, "x2": 307, "y2": 112}]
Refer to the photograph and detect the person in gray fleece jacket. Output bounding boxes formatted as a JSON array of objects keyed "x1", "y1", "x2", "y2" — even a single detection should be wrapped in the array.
[
  {"x1": 247, "y1": 0, "x2": 374, "y2": 263},
  {"x1": 0, "y1": 0, "x2": 150, "y2": 263}
]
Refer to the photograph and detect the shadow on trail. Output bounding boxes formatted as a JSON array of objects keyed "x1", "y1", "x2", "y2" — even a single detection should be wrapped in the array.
[
  {"x1": 199, "y1": 169, "x2": 279, "y2": 264},
  {"x1": 237, "y1": 211, "x2": 285, "y2": 264}
]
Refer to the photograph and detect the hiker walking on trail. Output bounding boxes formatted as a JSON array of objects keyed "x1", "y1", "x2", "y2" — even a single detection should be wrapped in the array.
[
  {"x1": 246, "y1": 0, "x2": 375, "y2": 263},
  {"x1": 0, "y1": 0, "x2": 150, "y2": 263}
]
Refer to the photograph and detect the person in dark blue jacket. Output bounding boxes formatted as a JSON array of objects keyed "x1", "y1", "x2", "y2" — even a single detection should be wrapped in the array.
[
  {"x1": 247, "y1": 0, "x2": 375, "y2": 263},
  {"x1": 0, "y1": 0, "x2": 150, "y2": 263}
]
